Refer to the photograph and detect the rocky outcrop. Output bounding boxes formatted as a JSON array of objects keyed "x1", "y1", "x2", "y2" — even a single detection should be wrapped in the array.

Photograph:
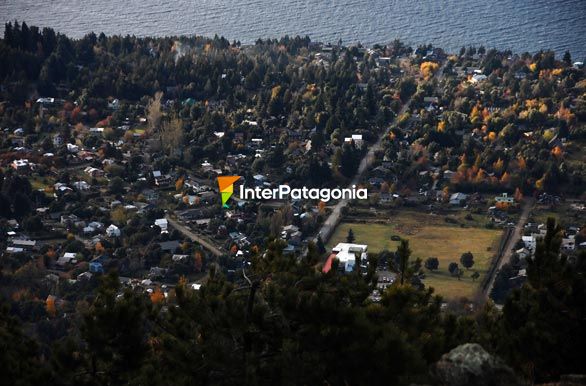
[{"x1": 432, "y1": 343, "x2": 519, "y2": 386}]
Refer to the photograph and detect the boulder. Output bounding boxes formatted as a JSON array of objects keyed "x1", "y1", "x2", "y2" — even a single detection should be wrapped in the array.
[{"x1": 432, "y1": 343, "x2": 519, "y2": 386}]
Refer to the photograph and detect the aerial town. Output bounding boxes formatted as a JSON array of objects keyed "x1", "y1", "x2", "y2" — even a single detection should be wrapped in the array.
[{"x1": 0, "y1": 22, "x2": 585, "y2": 385}]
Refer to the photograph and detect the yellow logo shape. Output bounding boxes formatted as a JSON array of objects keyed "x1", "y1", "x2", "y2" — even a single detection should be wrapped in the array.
[{"x1": 217, "y1": 176, "x2": 241, "y2": 208}]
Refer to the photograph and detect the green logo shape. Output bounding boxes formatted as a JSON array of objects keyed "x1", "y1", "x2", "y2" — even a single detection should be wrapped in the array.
[{"x1": 217, "y1": 176, "x2": 241, "y2": 208}]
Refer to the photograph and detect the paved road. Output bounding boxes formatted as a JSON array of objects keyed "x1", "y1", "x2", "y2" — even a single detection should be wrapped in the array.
[
  {"x1": 165, "y1": 215, "x2": 224, "y2": 257},
  {"x1": 315, "y1": 62, "x2": 448, "y2": 244},
  {"x1": 483, "y1": 197, "x2": 534, "y2": 299}
]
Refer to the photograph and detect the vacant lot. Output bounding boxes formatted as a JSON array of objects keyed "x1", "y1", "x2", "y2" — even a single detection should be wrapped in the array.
[{"x1": 327, "y1": 210, "x2": 502, "y2": 300}]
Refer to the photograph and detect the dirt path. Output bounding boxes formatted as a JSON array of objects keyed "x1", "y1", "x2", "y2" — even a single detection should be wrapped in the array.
[
  {"x1": 165, "y1": 215, "x2": 224, "y2": 257},
  {"x1": 482, "y1": 197, "x2": 534, "y2": 300}
]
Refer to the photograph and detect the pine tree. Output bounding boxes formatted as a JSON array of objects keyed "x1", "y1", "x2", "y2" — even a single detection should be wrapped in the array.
[{"x1": 346, "y1": 228, "x2": 355, "y2": 243}]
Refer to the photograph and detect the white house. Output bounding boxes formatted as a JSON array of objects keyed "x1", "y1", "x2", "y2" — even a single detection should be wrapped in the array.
[
  {"x1": 324, "y1": 243, "x2": 368, "y2": 273},
  {"x1": 522, "y1": 235, "x2": 536, "y2": 252},
  {"x1": 154, "y1": 218, "x2": 168, "y2": 233},
  {"x1": 495, "y1": 193, "x2": 515, "y2": 204},
  {"x1": 57, "y1": 252, "x2": 78, "y2": 267},
  {"x1": 106, "y1": 224, "x2": 121, "y2": 237},
  {"x1": 67, "y1": 143, "x2": 79, "y2": 153}
]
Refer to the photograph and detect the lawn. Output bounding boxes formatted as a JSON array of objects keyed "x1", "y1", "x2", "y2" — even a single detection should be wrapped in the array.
[{"x1": 326, "y1": 210, "x2": 503, "y2": 300}]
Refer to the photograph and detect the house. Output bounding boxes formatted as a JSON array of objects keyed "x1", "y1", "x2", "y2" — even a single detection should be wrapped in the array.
[
  {"x1": 253, "y1": 174, "x2": 267, "y2": 186},
  {"x1": 201, "y1": 161, "x2": 213, "y2": 172},
  {"x1": 67, "y1": 143, "x2": 79, "y2": 153},
  {"x1": 495, "y1": 193, "x2": 515, "y2": 204},
  {"x1": 178, "y1": 209, "x2": 206, "y2": 221},
  {"x1": 159, "y1": 240, "x2": 180, "y2": 252},
  {"x1": 61, "y1": 214, "x2": 79, "y2": 226},
  {"x1": 323, "y1": 243, "x2": 368, "y2": 273},
  {"x1": 172, "y1": 254, "x2": 189, "y2": 262},
  {"x1": 443, "y1": 170, "x2": 456, "y2": 181},
  {"x1": 89, "y1": 260, "x2": 104, "y2": 273},
  {"x1": 154, "y1": 218, "x2": 168, "y2": 233},
  {"x1": 57, "y1": 252, "x2": 78, "y2": 267},
  {"x1": 53, "y1": 134, "x2": 64, "y2": 146},
  {"x1": 10, "y1": 239, "x2": 37, "y2": 250},
  {"x1": 153, "y1": 171, "x2": 171, "y2": 186},
  {"x1": 141, "y1": 189, "x2": 159, "y2": 202},
  {"x1": 11, "y1": 159, "x2": 32, "y2": 171},
  {"x1": 73, "y1": 181, "x2": 91, "y2": 191},
  {"x1": 108, "y1": 99, "x2": 120, "y2": 109},
  {"x1": 77, "y1": 272, "x2": 93, "y2": 281},
  {"x1": 84, "y1": 167, "x2": 104, "y2": 178},
  {"x1": 561, "y1": 236, "x2": 575, "y2": 251},
  {"x1": 470, "y1": 74, "x2": 487, "y2": 83},
  {"x1": 106, "y1": 224, "x2": 121, "y2": 237},
  {"x1": 449, "y1": 192, "x2": 468, "y2": 206},
  {"x1": 522, "y1": 235, "x2": 536, "y2": 252},
  {"x1": 344, "y1": 134, "x2": 364, "y2": 149},
  {"x1": 84, "y1": 222, "x2": 104, "y2": 235},
  {"x1": 516, "y1": 247, "x2": 531, "y2": 259},
  {"x1": 368, "y1": 177, "x2": 385, "y2": 187},
  {"x1": 149, "y1": 267, "x2": 169, "y2": 279},
  {"x1": 54, "y1": 182, "x2": 73, "y2": 195}
]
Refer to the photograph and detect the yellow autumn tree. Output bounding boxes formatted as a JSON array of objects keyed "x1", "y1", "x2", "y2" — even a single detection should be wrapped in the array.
[
  {"x1": 470, "y1": 105, "x2": 482, "y2": 123},
  {"x1": 493, "y1": 158, "x2": 504, "y2": 173},
  {"x1": 420, "y1": 61, "x2": 439, "y2": 79},
  {"x1": 556, "y1": 105, "x2": 575, "y2": 124},
  {"x1": 474, "y1": 169, "x2": 486, "y2": 184},
  {"x1": 551, "y1": 146, "x2": 563, "y2": 158},
  {"x1": 46, "y1": 295, "x2": 56, "y2": 317},
  {"x1": 150, "y1": 287, "x2": 165, "y2": 304},
  {"x1": 437, "y1": 121, "x2": 446, "y2": 132},
  {"x1": 500, "y1": 172, "x2": 511, "y2": 185},
  {"x1": 175, "y1": 176, "x2": 185, "y2": 191},
  {"x1": 535, "y1": 174, "x2": 546, "y2": 190}
]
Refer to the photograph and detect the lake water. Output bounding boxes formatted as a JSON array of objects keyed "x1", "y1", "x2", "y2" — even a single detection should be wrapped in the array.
[{"x1": 1, "y1": 0, "x2": 585, "y2": 59}]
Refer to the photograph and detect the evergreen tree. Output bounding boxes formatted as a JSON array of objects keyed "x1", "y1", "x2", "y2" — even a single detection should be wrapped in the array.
[{"x1": 346, "y1": 228, "x2": 355, "y2": 243}]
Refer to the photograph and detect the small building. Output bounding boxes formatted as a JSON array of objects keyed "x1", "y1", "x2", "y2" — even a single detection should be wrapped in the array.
[
  {"x1": 84, "y1": 167, "x2": 104, "y2": 178},
  {"x1": 57, "y1": 252, "x2": 78, "y2": 267},
  {"x1": 323, "y1": 243, "x2": 368, "y2": 273},
  {"x1": 253, "y1": 174, "x2": 267, "y2": 186},
  {"x1": 89, "y1": 260, "x2": 104, "y2": 273},
  {"x1": 73, "y1": 181, "x2": 91, "y2": 191},
  {"x1": 154, "y1": 218, "x2": 168, "y2": 233},
  {"x1": 11, "y1": 159, "x2": 32, "y2": 171},
  {"x1": 67, "y1": 143, "x2": 79, "y2": 153},
  {"x1": 159, "y1": 240, "x2": 180, "y2": 252},
  {"x1": 449, "y1": 192, "x2": 468, "y2": 206},
  {"x1": 106, "y1": 224, "x2": 121, "y2": 237},
  {"x1": 10, "y1": 239, "x2": 37, "y2": 250},
  {"x1": 495, "y1": 193, "x2": 514, "y2": 204}
]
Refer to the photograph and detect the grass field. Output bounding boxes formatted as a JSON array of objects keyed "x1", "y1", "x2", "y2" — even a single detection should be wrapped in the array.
[{"x1": 327, "y1": 210, "x2": 503, "y2": 300}]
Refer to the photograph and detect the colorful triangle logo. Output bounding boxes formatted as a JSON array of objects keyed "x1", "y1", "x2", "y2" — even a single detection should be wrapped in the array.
[{"x1": 217, "y1": 176, "x2": 241, "y2": 208}]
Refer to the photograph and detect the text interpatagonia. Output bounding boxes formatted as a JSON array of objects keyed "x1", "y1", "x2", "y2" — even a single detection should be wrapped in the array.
[{"x1": 239, "y1": 184, "x2": 368, "y2": 202}]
